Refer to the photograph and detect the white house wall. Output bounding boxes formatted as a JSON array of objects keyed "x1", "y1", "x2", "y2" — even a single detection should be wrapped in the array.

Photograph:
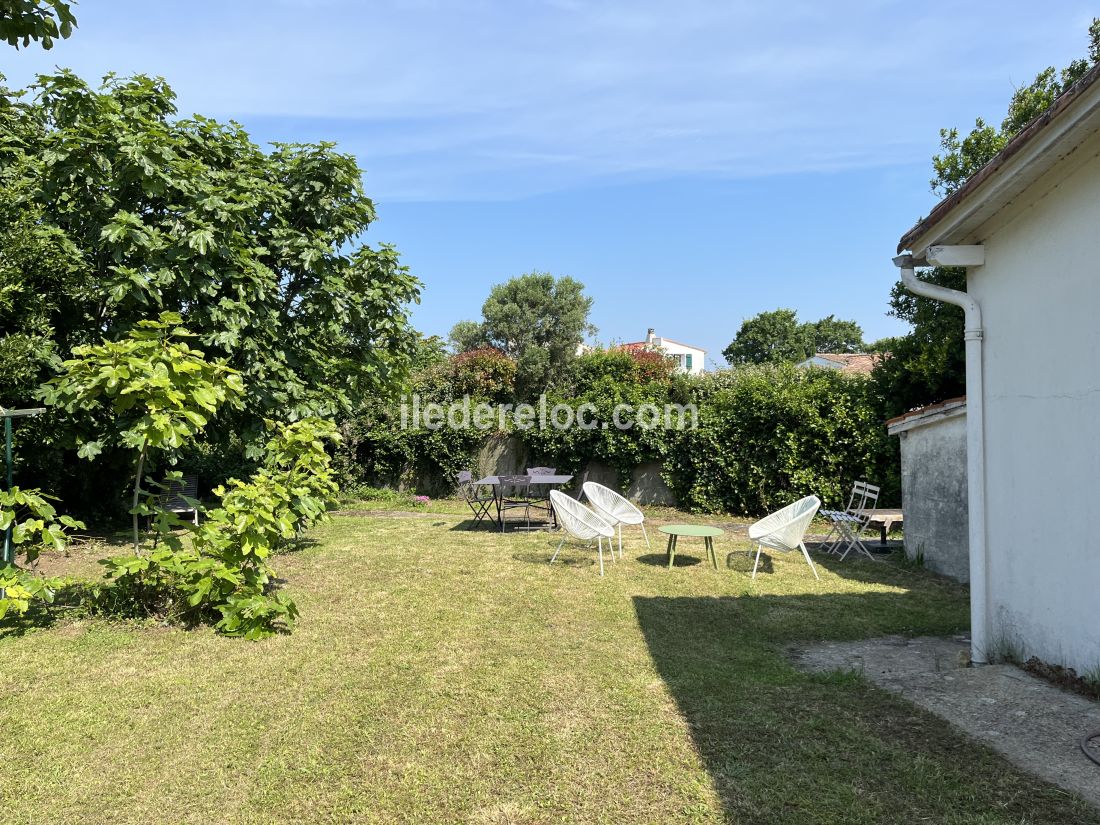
[{"x1": 967, "y1": 131, "x2": 1100, "y2": 672}]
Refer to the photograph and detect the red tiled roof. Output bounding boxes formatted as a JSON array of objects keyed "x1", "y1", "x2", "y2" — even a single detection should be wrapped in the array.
[{"x1": 805, "y1": 352, "x2": 883, "y2": 375}]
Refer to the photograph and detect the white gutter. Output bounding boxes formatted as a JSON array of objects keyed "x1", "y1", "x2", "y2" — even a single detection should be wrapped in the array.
[{"x1": 892, "y1": 247, "x2": 989, "y2": 665}]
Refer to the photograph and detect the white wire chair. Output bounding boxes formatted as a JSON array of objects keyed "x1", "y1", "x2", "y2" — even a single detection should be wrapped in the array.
[
  {"x1": 549, "y1": 490, "x2": 617, "y2": 576},
  {"x1": 581, "y1": 481, "x2": 650, "y2": 558},
  {"x1": 748, "y1": 495, "x2": 822, "y2": 581},
  {"x1": 820, "y1": 481, "x2": 880, "y2": 561}
]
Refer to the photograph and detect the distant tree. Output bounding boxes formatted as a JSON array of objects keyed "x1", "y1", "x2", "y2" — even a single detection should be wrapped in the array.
[
  {"x1": 448, "y1": 320, "x2": 487, "y2": 354},
  {"x1": 452, "y1": 272, "x2": 595, "y2": 397},
  {"x1": 865, "y1": 336, "x2": 899, "y2": 354},
  {"x1": 0, "y1": 0, "x2": 76, "y2": 49},
  {"x1": 808, "y1": 315, "x2": 865, "y2": 354},
  {"x1": 722, "y1": 309, "x2": 812, "y2": 365}
]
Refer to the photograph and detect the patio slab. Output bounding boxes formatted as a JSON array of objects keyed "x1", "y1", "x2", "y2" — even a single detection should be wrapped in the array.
[{"x1": 789, "y1": 634, "x2": 1100, "y2": 809}]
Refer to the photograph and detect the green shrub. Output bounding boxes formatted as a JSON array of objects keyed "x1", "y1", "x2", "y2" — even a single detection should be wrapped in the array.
[
  {"x1": 95, "y1": 418, "x2": 338, "y2": 639},
  {"x1": 339, "y1": 356, "x2": 899, "y2": 514},
  {"x1": 0, "y1": 486, "x2": 84, "y2": 622},
  {"x1": 664, "y1": 364, "x2": 890, "y2": 514}
]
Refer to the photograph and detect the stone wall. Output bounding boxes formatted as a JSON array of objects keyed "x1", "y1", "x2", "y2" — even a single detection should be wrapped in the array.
[
  {"x1": 889, "y1": 402, "x2": 968, "y2": 582},
  {"x1": 472, "y1": 435, "x2": 677, "y2": 506}
]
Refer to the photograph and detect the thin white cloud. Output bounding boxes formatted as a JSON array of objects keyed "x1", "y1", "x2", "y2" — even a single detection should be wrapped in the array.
[{"x1": 2, "y1": 0, "x2": 1090, "y2": 200}]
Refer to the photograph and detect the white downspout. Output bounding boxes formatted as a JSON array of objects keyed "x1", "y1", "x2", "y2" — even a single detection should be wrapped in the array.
[{"x1": 892, "y1": 250, "x2": 988, "y2": 665}]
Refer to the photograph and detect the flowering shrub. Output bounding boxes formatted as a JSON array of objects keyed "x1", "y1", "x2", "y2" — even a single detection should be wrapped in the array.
[
  {"x1": 412, "y1": 495, "x2": 431, "y2": 506},
  {"x1": 449, "y1": 348, "x2": 516, "y2": 403}
]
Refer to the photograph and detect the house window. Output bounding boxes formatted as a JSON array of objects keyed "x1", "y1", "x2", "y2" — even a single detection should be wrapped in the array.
[{"x1": 685, "y1": 354, "x2": 693, "y2": 370}]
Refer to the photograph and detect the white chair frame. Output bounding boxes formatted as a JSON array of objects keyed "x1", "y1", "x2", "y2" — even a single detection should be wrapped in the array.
[
  {"x1": 581, "y1": 481, "x2": 650, "y2": 559},
  {"x1": 549, "y1": 490, "x2": 616, "y2": 576},
  {"x1": 748, "y1": 495, "x2": 822, "y2": 581}
]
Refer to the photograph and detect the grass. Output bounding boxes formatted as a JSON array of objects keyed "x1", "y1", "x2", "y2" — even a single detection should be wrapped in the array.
[{"x1": 2, "y1": 508, "x2": 1096, "y2": 824}]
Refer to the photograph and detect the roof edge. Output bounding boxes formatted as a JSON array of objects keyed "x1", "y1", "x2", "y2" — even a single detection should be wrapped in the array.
[
  {"x1": 886, "y1": 396, "x2": 967, "y2": 434},
  {"x1": 898, "y1": 61, "x2": 1100, "y2": 253}
]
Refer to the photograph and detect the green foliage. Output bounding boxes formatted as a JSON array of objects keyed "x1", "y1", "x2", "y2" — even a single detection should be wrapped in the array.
[
  {"x1": 0, "y1": 485, "x2": 84, "y2": 563},
  {"x1": 665, "y1": 365, "x2": 891, "y2": 514},
  {"x1": 0, "y1": 70, "x2": 420, "y2": 514},
  {"x1": 931, "y1": 18, "x2": 1100, "y2": 196},
  {"x1": 723, "y1": 309, "x2": 811, "y2": 365},
  {"x1": 40, "y1": 312, "x2": 244, "y2": 459},
  {"x1": 807, "y1": 315, "x2": 864, "y2": 354},
  {"x1": 872, "y1": 268, "x2": 966, "y2": 419},
  {"x1": 0, "y1": 0, "x2": 75, "y2": 49},
  {"x1": 0, "y1": 485, "x2": 82, "y2": 622},
  {"x1": 95, "y1": 418, "x2": 338, "y2": 639},
  {"x1": 449, "y1": 348, "x2": 517, "y2": 403},
  {"x1": 0, "y1": 564, "x2": 65, "y2": 619},
  {"x1": 39, "y1": 312, "x2": 243, "y2": 549},
  {"x1": 450, "y1": 272, "x2": 595, "y2": 398},
  {"x1": 723, "y1": 309, "x2": 864, "y2": 365}
]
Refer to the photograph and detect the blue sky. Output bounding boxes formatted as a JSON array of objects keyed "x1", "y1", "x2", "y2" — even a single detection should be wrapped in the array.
[{"x1": 3, "y1": 1, "x2": 1094, "y2": 366}]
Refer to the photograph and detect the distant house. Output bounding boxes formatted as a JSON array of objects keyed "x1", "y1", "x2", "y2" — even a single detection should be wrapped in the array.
[
  {"x1": 892, "y1": 62, "x2": 1100, "y2": 672},
  {"x1": 795, "y1": 352, "x2": 881, "y2": 375},
  {"x1": 619, "y1": 328, "x2": 706, "y2": 375}
]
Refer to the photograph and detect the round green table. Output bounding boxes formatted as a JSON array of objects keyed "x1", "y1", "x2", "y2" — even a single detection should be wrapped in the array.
[{"x1": 658, "y1": 524, "x2": 724, "y2": 570}]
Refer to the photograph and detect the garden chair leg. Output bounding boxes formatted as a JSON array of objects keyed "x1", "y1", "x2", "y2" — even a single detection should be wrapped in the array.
[
  {"x1": 751, "y1": 543, "x2": 762, "y2": 580},
  {"x1": 617, "y1": 523, "x2": 623, "y2": 559},
  {"x1": 597, "y1": 537, "x2": 605, "y2": 576},
  {"x1": 800, "y1": 542, "x2": 820, "y2": 580},
  {"x1": 640, "y1": 522, "x2": 651, "y2": 550},
  {"x1": 551, "y1": 535, "x2": 566, "y2": 565}
]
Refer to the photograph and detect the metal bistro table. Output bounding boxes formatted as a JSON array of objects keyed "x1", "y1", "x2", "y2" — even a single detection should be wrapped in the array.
[
  {"x1": 659, "y1": 524, "x2": 725, "y2": 570},
  {"x1": 474, "y1": 474, "x2": 574, "y2": 531}
]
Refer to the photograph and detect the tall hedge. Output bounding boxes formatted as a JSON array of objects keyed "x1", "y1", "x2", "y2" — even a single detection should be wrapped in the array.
[
  {"x1": 337, "y1": 353, "x2": 899, "y2": 515},
  {"x1": 664, "y1": 365, "x2": 895, "y2": 514}
]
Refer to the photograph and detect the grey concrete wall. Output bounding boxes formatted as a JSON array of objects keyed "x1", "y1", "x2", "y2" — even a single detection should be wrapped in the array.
[
  {"x1": 476, "y1": 434, "x2": 529, "y2": 478},
  {"x1": 575, "y1": 460, "x2": 678, "y2": 506},
  {"x1": 897, "y1": 412, "x2": 969, "y2": 582},
  {"x1": 467, "y1": 440, "x2": 678, "y2": 506}
]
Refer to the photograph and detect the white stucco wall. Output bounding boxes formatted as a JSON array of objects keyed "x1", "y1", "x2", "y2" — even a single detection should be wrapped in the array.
[
  {"x1": 654, "y1": 338, "x2": 706, "y2": 375},
  {"x1": 967, "y1": 131, "x2": 1100, "y2": 672}
]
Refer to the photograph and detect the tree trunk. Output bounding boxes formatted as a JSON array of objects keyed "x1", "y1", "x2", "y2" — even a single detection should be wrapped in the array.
[{"x1": 132, "y1": 439, "x2": 149, "y2": 554}]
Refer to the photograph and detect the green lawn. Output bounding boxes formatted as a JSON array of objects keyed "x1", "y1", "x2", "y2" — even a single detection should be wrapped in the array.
[{"x1": 2, "y1": 508, "x2": 1094, "y2": 824}]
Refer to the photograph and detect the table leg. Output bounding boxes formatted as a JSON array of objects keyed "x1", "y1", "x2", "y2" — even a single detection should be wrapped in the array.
[
  {"x1": 666, "y1": 534, "x2": 677, "y2": 569},
  {"x1": 707, "y1": 536, "x2": 718, "y2": 570},
  {"x1": 880, "y1": 524, "x2": 888, "y2": 546}
]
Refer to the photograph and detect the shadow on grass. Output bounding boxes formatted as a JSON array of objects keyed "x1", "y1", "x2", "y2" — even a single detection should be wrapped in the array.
[
  {"x1": 0, "y1": 582, "x2": 88, "y2": 638},
  {"x1": 723, "y1": 549, "x2": 771, "y2": 575},
  {"x1": 635, "y1": 552, "x2": 702, "y2": 568},
  {"x1": 512, "y1": 551, "x2": 595, "y2": 568},
  {"x1": 632, "y1": 594, "x2": 1087, "y2": 824}
]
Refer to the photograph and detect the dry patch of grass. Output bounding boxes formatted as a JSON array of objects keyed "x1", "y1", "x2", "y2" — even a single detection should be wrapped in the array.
[{"x1": 0, "y1": 511, "x2": 1093, "y2": 824}]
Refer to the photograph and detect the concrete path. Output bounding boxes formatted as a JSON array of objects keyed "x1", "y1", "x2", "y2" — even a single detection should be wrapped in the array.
[{"x1": 790, "y1": 635, "x2": 1100, "y2": 809}]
